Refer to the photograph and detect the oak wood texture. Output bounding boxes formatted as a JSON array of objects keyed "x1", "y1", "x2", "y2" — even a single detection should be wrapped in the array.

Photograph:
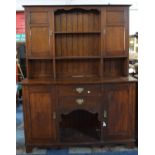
[
  {"x1": 102, "y1": 83, "x2": 136, "y2": 141},
  {"x1": 23, "y1": 86, "x2": 57, "y2": 144},
  {"x1": 25, "y1": 6, "x2": 129, "y2": 79},
  {"x1": 22, "y1": 5, "x2": 137, "y2": 153},
  {"x1": 105, "y1": 7, "x2": 128, "y2": 57},
  {"x1": 28, "y1": 60, "x2": 53, "y2": 79}
]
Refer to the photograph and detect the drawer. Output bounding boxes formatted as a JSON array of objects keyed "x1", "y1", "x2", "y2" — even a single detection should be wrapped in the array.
[
  {"x1": 58, "y1": 85, "x2": 101, "y2": 96},
  {"x1": 59, "y1": 96, "x2": 102, "y2": 111}
]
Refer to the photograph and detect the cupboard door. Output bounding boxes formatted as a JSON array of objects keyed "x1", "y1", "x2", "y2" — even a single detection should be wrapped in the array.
[
  {"x1": 28, "y1": 86, "x2": 56, "y2": 141},
  {"x1": 104, "y1": 7, "x2": 129, "y2": 57},
  {"x1": 102, "y1": 84, "x2": 135, "y2": 140},
  {"x1": 26, "y1": 9, "x2": 54, "y2": 58},
  {"x1": 105, "y1": 26, "x2": 125, "y2": 55},
  {"x1": 29, "y1": 26, "x2": 51, "y2": 57}
]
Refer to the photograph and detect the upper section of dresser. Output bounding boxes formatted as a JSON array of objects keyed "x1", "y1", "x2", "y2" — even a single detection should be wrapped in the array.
[{"x1": 23, "y1": 5, "x2": 135, "y2": 83}]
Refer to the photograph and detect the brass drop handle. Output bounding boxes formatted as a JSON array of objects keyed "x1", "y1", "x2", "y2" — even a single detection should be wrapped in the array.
[
  {"x1": 76, "y1": 98, "x2": 84, "y2": 105},
  {"x1": 104, "y1": 110, "x2": 107, "y2": 118},
  {"x1": 75, "y1": 87, "x2": 84, "y2": 94},
  {"x1": 103, "y1": 110, "x2": 107, "y2": 127}
]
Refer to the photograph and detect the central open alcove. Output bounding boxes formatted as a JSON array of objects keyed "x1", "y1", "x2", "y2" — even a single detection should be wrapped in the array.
[{"x1": 59, "y1": 109, "x2": 101, "y2": 143}]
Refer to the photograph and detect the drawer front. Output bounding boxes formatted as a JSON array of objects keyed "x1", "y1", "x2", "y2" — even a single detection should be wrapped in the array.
[
  {"x1": 59, "y1": 96, "x2": 101, "y2": 111},
  {"x1": 58, "y1": 85, "x2": 101, "y2": 97}
]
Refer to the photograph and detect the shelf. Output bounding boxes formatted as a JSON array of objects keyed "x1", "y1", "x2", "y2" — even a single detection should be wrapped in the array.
[
  {"x1": 56, "y1": 56, "x2": 101, "y2": 60},
  {"x1": 29, "y1": 23, "x2": 49, "y2": 27},
  {"x1": 103, "y1": 55, "x2": 128, "y2": 59},
  {"x1": 28, "y1": 59, "x2": 54, "y2": 79},
  {"x1": 54, "y1": 31, "x2": 101, "y2": 34},
  {"x1": 27, "y1": 57, "x2": 53, "y2": 60},
  {"x1": 22, "y1": 76, "x2": 137, "y2": 85}
]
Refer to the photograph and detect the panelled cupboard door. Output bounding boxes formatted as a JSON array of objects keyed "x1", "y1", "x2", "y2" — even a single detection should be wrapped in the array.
[
  {"x1": 104, "y1": 7, "x2": 129, "y2": 57},
  {"x1": 26, "y1": 8, "x2": 54, "y2": 58},
  {"x1": 102, "y1": 84, "x2": 134, "y2": 140},
  {"x1": 28, "y1": 86, "x2": 56, "y2": 141}
]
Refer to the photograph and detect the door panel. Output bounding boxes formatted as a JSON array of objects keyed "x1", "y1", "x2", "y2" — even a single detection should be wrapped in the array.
[
  {"x1": 26, "y1": 9, "x2": 54, "y2": 58},
  {"x1": 30, "y1": 93, "x2": 52, "y2": 139},
  {"x1": 30, "y1": 26, "x2": 51, "y2": 57},
  {"x1": 107, "y1": 88, "x2": 129, "y2": 135},
  {"x1": 28, "y1": 86, "x2": 56, "y2": 141},
  {"x1": 106, "y1": 9, "x2": 124, "y2": 25},
  {"x1": 102, "y1": 84, "x2": 132, "y2": 140},
  {"x1": 105, "y1": 26, "x2": 125, "y2": 55},
  {"x1": 104, "y1": 8, "x2": 128, "y2": 57},
  {"x1": 30, "y1": 11, "x2": 49, "y2": 24}
]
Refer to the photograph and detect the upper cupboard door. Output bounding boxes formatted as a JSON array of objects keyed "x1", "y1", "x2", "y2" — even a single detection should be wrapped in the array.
[
  {"x1": 26, "y1": 8, "x2": 54, "y2": 58},
  {"x1": 104, "y1": 7, "x2": 129, "y2": 57}
]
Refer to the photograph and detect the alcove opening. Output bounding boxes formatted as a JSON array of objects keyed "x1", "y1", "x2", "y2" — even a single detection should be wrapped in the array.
[{"x1": 60, "y1": 109, "x2": 101, "y2": 142}]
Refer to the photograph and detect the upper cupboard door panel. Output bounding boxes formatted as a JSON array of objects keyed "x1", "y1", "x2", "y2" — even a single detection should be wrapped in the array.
[
  {"x1": 106, "y1": 8, "x2": 125, "y2": 25},
  {"x1": 105, "y1": 7, "x2": 128, "y2": 56},
  {"x1": 30, "y1": 11, "x2": 49, "y2": 24},
  {"x1": 106, "y1": 26, "x2": 125, "y2": 54},
  {"x1": 27, "y1": 9, "x2": 53, "y2": 58},
  {"x1": 30, "y1": 26, "x2": 50, "y2": 57}
]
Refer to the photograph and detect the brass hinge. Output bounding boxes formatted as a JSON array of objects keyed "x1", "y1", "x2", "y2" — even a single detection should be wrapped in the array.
[
  {"x1": 124, "y1": 28, "x2": 126, "y2": 50},
  {"x1": 30, "y1": 30, "x2": 31, "y2": 37},
  {"x1": 53, "y1": 112, "x2": 56, "y2": 119},
  {"x1": 50, "y1": 31, "x2": 53, "y2": 36},
  {"x1": 103, "y1": 28, "x2": 106, "y2": 35}
]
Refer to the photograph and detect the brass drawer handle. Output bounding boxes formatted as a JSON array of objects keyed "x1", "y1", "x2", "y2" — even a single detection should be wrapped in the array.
[
  {"x1": 76, "y1": 98, "x2": 84, "y2": 105},
  {"x1": 75, "y1": 87, "x2": 84, "y2": 94}
]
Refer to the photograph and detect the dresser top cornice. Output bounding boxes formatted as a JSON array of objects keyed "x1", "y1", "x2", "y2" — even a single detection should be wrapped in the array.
[{"x1": 23, "y1": 4, "x2": 131, "y2": 8}]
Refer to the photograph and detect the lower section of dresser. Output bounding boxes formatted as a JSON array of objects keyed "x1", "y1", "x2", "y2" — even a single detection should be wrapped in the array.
[{"x1": 22, "y1": 82, "x2": 137, "y2": 153}]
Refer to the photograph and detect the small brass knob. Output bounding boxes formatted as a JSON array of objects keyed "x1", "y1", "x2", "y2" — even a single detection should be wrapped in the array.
[
  {"x1": 87, "y1": 90, "x2": 91, "y2": 94},
  {"x1": 76, "y1": 98, "x2": 84, "y2": 105}
]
